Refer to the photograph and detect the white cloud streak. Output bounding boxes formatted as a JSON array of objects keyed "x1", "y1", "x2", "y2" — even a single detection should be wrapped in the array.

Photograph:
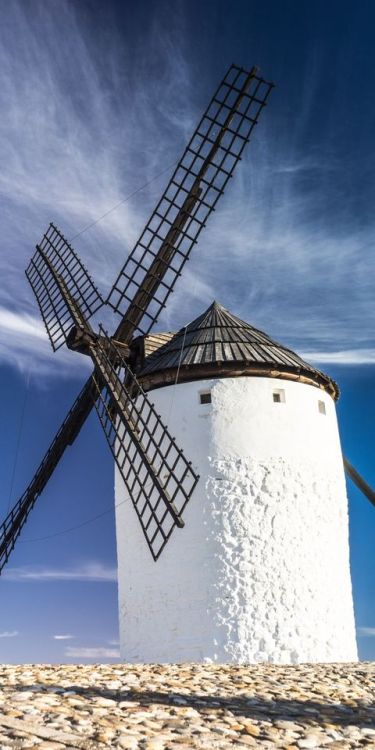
[
  {"x1": 0, "y1": 306, "x2": 91, "y2": 377},
  {"x1": 65, "y1": 646, "x2": 120, "y2": 659},
  {"x1": 53, "y1": 634, "x2": 75, "y2": 640},
  {"x1": 0, "y1": 309, "x2": 45, "y2": 341},
  {"x1": 3, "y1": 562, "x2": 117, "y2": 583},
  {"x1": 0, "y1": 631, "x2": 19, "y2": 638},
  {"x1": 357, "y1": 627, "x2": 375, "y2": 637},
  {"x1": 301, "y1": 349, "x2": 375, "y2": 365}
]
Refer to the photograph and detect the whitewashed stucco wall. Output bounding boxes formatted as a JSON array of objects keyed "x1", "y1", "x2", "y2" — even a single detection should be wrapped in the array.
[{"x1": 115, "y1": 376, "x2": 358, "y2": 663}]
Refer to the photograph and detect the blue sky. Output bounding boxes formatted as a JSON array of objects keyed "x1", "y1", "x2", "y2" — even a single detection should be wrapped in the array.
[{"x1": 0, "y1": 0, "x2": 374, "y2": 663}]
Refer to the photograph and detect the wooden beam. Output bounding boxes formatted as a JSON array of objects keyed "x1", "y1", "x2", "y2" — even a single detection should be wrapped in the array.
[{"x1": 344, "y1": 457, "x2": 375, "y2": 507}]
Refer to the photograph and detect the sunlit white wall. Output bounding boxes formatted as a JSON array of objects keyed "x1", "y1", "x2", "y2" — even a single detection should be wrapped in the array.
[{"x1": 115, "y1": 375, "x2": 357, "y2": 663}]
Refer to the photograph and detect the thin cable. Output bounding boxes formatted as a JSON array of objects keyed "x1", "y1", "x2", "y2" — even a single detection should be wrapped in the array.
[
  {"x1": 174, "y1": 325, "x2": 188, "y2": 387},
  {"x1": 17, "y1": 331, "x2": 188, "y2": 545},
  {"x1": 6, "y1": 370, "x2": 30, "y2": 514},
  {"x1": 14, "y1": 163, "x2": 181, "y2": 539},
  {"x1": 19, "y1": 332, "x2": 189, "y2": 545},
  {"x1": 165, "y1": 324, "x2": 188, "y2": 427},
  {"x1": 17, "y1": 328, "x2": 191, "y2": 545},
  {"x1": 16, "y1": 165, "x2": 194, "y2": 544},
  {"x1": 165, "y1": 259, "x2": 199, "y2": 426},
  {"x1": 69, "y1": 160, "x2": 178, "y2": 243},
  {"x1": 19, "y1": 494, "x2": 131, "y2": 544}
]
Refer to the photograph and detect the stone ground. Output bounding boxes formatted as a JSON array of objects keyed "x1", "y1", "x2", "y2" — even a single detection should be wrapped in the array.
[{"x1": 0, "y1": 663, "x2": 374, "y2": 750}]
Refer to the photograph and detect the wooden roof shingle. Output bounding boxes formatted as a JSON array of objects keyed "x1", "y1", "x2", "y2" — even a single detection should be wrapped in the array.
[{"x1": 138, "y1": 301, "x2": 338, "y2": 398}]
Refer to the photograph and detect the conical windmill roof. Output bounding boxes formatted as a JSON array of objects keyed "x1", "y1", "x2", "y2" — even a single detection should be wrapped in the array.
[{"x1": 137, "y1": 301, "x2": 338, "y2": 398}]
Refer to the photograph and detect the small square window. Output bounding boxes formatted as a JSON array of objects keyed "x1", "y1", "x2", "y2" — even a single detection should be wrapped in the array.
[
  {"x1": 273, "y1": 389, "x2": 285, "y2": 403},
  {"x1": 200, "y1": 391, "x2": 211, "y2": 405},
  {"x1": 318, "y1": 400, "x2": 326, "y2": 415}
]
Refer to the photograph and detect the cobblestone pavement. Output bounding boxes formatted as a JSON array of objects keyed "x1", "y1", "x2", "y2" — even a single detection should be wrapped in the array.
[{"x1": 0, "y1": 663, "x2": 374, "y2": 749}]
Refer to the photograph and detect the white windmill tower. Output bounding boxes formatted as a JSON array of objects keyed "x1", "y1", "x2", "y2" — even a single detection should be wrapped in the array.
[
  {"x1": 1, "y1": 64, "x2": 373, "y2": 664},
  {"x1": 116, "y1": 301, "x2": 358, "y2": 663}
]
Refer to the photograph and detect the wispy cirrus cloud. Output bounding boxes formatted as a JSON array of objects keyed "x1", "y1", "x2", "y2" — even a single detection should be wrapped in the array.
[
  {"x1": 3, "y1": 562, "x2": 117, "y2": 583},
  {"x1": 53, "y1": 634, "x2": 75, "y2": 640},
  {"x1": 357, "y1": 627, "x2": 375, "y2": 637},
  {"x1": 0, "y1": 309, "x2": 45, "y2": 341},
  {"x1": 0, "y1": 631, "x2": 19, "y2": 638},
  {"x1": 65, "y1": 646, "x2": 120, "y2": 659},
  {"x1": 0, "y1": 1, "x2": 195, "y2": 378},
  {"x1": 0, "y1": 306, "x2": 91, "y2": 377},
  {"x1": 302, "y1": 349, "x2": 375, "y2": 365},
  {"x1": 0, "y1": 0, "x2": 373, "y2": 382}
]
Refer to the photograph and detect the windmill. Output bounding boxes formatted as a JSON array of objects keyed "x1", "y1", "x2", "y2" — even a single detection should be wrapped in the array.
[{"x1": 1, "y1": 63, "x2": 373, "y2": 664}]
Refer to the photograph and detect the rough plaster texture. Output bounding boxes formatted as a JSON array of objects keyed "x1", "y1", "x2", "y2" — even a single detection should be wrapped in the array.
[{"x1": 115, "y1": 376, "x2": 358, "y2": 664}]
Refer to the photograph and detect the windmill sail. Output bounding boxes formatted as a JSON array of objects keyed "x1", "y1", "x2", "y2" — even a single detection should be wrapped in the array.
[
  {"x1": 109, "y1": 64, "x2": 274, "y2": 343},
  {"x1": 0, "y1": 376, "x2": 97, "y2": 574},
  {"x1": 344, "y1": 457, "x2": 375, "y2": 507},
  {"x1": 0, "y1": 63, "x2": 275, "y2": 571},
  {"x1": 26, "y1": 223, "x2": 103, "y2": 351},
  {"x1": 90, "y1": 330, "x2": 199, "y2": 559}
]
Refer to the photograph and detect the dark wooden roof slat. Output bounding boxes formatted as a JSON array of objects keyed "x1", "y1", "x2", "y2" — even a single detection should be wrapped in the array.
[{"x1": 138, "y1": 301, "x2": 337, "y2": 397}]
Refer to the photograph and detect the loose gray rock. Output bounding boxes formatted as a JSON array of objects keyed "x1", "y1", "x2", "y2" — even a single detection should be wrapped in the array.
[{"x1": 0, "y1": 663, "x2": 373, "y2": 749}]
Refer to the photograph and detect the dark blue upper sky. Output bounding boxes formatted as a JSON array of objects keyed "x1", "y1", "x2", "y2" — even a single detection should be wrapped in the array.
[{"x1": 0, "y1": 0, "x2": 374, "y2": 662}]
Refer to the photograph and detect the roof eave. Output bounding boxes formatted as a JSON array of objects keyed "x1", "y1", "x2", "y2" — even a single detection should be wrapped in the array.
[{"x1": 138, "y1": 361, "x2": 339, "y2": 400}]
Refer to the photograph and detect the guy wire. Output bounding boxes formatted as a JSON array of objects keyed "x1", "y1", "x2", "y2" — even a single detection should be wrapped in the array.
[{"x1": 20, "y1": 325, "x2": 191, "y2": 545}]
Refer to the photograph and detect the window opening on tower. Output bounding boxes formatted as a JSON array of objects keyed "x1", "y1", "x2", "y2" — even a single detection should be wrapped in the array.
[
  {"x1": 200, "y1": 391, "x2": 212, "y2": 405},
  {"x1": 273, "y1": 389, "x2": 285, "y2": 403}
]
